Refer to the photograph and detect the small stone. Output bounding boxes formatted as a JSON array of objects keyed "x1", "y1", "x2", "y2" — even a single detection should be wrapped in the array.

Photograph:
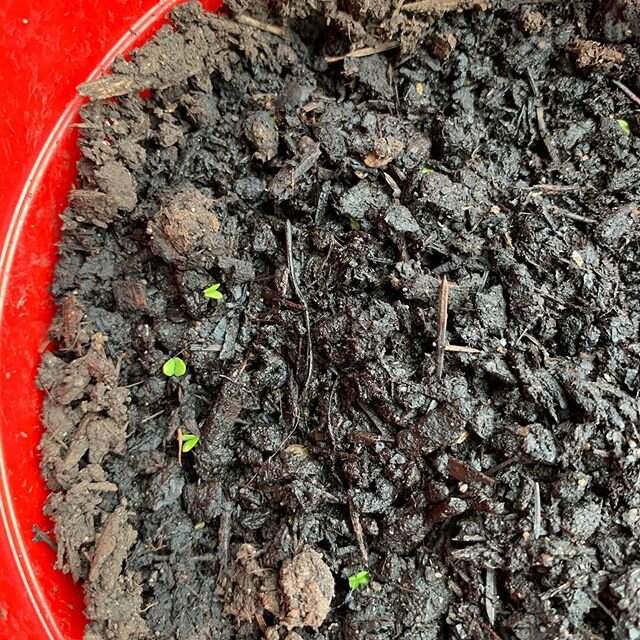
[
  {"x1": 384, "y1": 204, "x2": 420, "y2": 233},
  {"x1": 625, "y1": 508, "x2": 640, "y2": 525}
]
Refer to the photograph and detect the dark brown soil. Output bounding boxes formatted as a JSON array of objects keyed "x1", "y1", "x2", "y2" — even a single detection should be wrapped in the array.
[{"x1": 38, "y1": 1, "x2": 640, "y2": 639}]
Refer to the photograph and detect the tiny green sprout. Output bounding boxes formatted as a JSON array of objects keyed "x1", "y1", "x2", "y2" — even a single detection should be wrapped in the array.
[
  {"x1": 181, "y1": 433, "x2": 200, "y2": 453},
  {"x1": 204, "y1": 283, "x2": 223, "y2": 300},
  {"x1": 348, "y1": 570, "x2": 370, "y2": 591},
  {"x1": 163, "y1": 356, "x2": 187, "y2": 377},
  {"x1": 421, "y1": 166, "x2": 434, "y2": 174},
  {"x1": 349, "y1": 218, "x2": 361, "y2": 231},
  {"x1": 617, "y1": 119, "x2": 631, "y2": 136}
]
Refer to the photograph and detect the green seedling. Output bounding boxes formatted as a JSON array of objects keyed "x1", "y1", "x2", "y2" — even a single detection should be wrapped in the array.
[
  {"x1": 349, "y1": 218, "x2": 361, "y2": 231},
  {"x1": 181, "y1": 433, "x2": 200, "y2": 453},
  {"x1": 348, "y1": 570, "x2": 370, "y2": 590},
  {"x1": 163, "y1": 356, "x2": 187, "y2": 377},
  {"x1": 421, "y1": 166, "x2": 434, "y2": 174},
  {"x1": 617, "y1": 119, "x2": 631, "y2": 135},
  {"x1": 204, "y1": 283, "x2": 223, "y2": 299}
]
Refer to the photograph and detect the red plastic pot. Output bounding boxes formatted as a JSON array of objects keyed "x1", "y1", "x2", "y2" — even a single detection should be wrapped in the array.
[{"x1": 0, "y1": 1, "x2": 220, "y2": 637}]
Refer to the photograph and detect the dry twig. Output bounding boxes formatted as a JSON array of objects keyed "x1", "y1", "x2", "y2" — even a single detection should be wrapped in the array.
[
  {"x1": 348, "y1": 494, "x2": 369, "y2": 565},
  {"x1": 436, "y1": 275, "x2": 449, "y2": 379},
  {"x1": 286, "y1": 220, "x2": 314, "y2": 400},
  {"x1": 403, "y1": 0, "x2": 467, "y2": 11},
  {"x1": 216, "y1": 508, "x2": 232, "y2": 588},
  {"x1": 32, "y1": 525, "x2": 57, "y2": 551},
  {"x1": 141, "y1": 409, "x2": 165, "y2": 424},
  {"x1": 485, "y1": 569, "x2": 497, "y2": 626},
  {"x1": 325, "y1": 41, "x2": 399, "y2": 63},
  {"x1": 236, "y1": 14, "x2": 285, "y2": 38},
  {"x1": 444, "y1": 344, "x2": 482, "y2": 353},
  {"x1": 612, "y1": 79, "x2": 640, "y2": 108},
  {"x1": 533, "y1": 481, "x2": 542, "y2": 539}
]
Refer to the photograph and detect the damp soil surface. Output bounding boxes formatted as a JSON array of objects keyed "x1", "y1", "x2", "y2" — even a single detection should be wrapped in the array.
[{"x1": 38, "y1": 1, "x2": 640, "y2": 638}]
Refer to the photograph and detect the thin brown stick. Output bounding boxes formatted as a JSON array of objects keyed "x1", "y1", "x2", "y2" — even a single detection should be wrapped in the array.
[
  {"x1": 348, "y1": 494, "x2": 369, "y2": 565},
  {"x1": 177, "y1": 427, "x2": 183, "y2": 466},
  {"x1": 403, "y1": 0, "x2": 462, "y2": 11},
  {"x1": 255, "y1": 613, "x2": 268, "y2": 635},
  {"x1": 356, "y1": 398, "x2": 388, "y2": 435},
  {"x1": 526, "y1": 68, "x2": 539, "y2": 98},
  {"x1": 486, "y1": 456, "x2": 518, "y2": 475},
  {"x1": 141, "y1": 409, "x2": 165, "y2": 424},
  {"x1": 521, "y1": 183, "x2": 588, "y2": 195},
  {"x1": 533, "y1": 481, "x2": 542, "y2": 539},
  {"x1": 286, "y1": 220, "x2": 313, "y2": 400},
  {"x1": 402, "y1": 0, "x2": 486, "y2": 12},
  {"x1": 501, "y1": 0, "x2": 557, "y2": 5},
  {"x1": 216, "y1": 508, "x2": 232, "y2": 589},
  {"x1": 436, "y1": 275, "x2": 449, "y2": 379},
  {"x1": 235, "y1": 14, "x2": 285, "y2": 38},
  {"x1": 444, "y1": 344, "x2": 482, "y2": 353},
  {"x1": 612, "y1": 79, "x2": 640, "y2": 108},
  {"x1": 325, "y1": 41, "x2": 399, "y2": 63},
  {"x1": 32, "y1": 525, "x2": 57, "y2": 551},
  {"x1": 326, "y1": 376, "x2": 338, "y2": 449},
  {"x1": 558, "y1": 210, "x2": 597, "y2": 225},
  {"x1": 447, "y1": 458, "x2": 496, "y2": 484}
]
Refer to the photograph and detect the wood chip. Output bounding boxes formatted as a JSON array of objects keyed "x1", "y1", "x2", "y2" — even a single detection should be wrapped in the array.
[
  {"x1": 447, "y1": 458, "x2": 496, "y2": 484},
  {"x1": 78, "y1": 74, "x2": 135, "y2": 100},
  {"x1": 325, "y1": 41, "x2": 399, "y2": 63},
  {"x1": 364, "y1": 151, "x2": 393, "y2": 168}
]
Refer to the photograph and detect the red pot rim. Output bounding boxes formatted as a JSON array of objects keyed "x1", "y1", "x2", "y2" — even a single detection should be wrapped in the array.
[{"x1": 0, "y1": 2, "x2": 220, "y2": 637}]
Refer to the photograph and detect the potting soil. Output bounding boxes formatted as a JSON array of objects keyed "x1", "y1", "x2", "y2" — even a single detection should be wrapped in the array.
[{"x1": 38, "y1": 1, "x2": 640, "y2": 638}]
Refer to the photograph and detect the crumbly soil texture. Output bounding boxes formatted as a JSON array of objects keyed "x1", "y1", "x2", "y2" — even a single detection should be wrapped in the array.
[{"x1": 38, "y1": 1, "x2": 640, "y2": 639}]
